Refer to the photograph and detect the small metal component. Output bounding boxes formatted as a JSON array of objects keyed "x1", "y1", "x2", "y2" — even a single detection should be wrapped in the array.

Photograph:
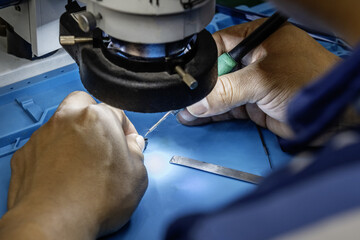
[
  {"x1": 59, "y1": 36, "x2": 93, "y2": 45},
  {"x1": 144, "y1": 138, "x2": 148, "y2": 152},
  {"x1": 175, "y1": 65, "x2": 198, "y2": 90},
  {"x1": 170, "y1": 156, "x2": 264, "y2": 184},
  {"x1": 171, "y1": 109, "x2": 182, "y2": 115},
  {"x1": 77, "y1": 11, "x2": 99, "y2": 33}
]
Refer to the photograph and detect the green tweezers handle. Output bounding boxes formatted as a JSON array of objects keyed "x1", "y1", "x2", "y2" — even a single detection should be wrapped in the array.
[{"x1": 217, "y1": 52, "x2": 237, "y2": 76}]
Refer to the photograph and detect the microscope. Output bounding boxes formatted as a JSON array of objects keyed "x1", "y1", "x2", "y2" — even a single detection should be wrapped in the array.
[
  {"x1": 59, "y1": 0, "x2": 218, "y2": 112},
  {"x1": 1, "y1": 0, "x2": 218, "y2": 112}
]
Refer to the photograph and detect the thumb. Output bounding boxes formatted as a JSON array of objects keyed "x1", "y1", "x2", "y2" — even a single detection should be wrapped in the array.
[
  {"x1": 187, "y1": 65, "x2": 266, "y2": 117},
  {"x1": 126, "y1": 133, "x2": 145, "y2": 160}
]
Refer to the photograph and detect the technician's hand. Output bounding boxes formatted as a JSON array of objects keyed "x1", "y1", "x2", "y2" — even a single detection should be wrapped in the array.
[
  {"x1": 0, "y1": 91, "x2": 147, "y2": 240},
  {"x1": 178, "y1": 19, "x2": 340, "y2": 138}
]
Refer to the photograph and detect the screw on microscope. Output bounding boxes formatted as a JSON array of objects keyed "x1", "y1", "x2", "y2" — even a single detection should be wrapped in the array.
[
  {"x1": 59, "y1": 36, "x2": 93, "y2": 45},
  {"x1": 175, "y1": 66, "x2": 198, "y2": 90}
]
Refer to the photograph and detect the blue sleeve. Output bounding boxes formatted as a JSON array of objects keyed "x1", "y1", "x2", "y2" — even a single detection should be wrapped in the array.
[{"x1": 281, "y1": 45, "x2": 360, "y2": 152}]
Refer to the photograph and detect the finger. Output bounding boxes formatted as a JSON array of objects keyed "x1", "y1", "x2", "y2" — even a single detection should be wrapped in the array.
[
  {"x1": 57, "y1": 91, "x2": 96, "y2": 112},
  {"x1": 126, "y1": 133, "x2": 145, "y2": 161},
  {"x1": 245, "y1": 103, "x2": 266, "y2": 128},
  {"x1": 187, "y1": 19, "x2": 269, "y2": 119},
  {"x1": 246, "y1": 103, "x2": 294, "y2": 139},
  {"x1": 177, "y1": 109, "x2": 212, "y2": 126},
  {"x1": 187, "y1": 64, "x2": 267, "y2": 118},
  {"x1": 230, "y1": 106, "x2": 250, "y2": 119},
  {"x1": 266, "y1": 115, "x2": 294, "y2": 139},
  {"x1": 98, "y1": 103, "x2": 138, "y2": 136},
  {"x1": 213, "y1": 18, "x2": 267, "y2": 56},
  {"x1": 178, "y1": 106, "x2": 249, "y2": 126}
]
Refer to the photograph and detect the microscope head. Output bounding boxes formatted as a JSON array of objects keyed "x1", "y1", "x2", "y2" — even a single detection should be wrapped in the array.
[{"x1": 60, "y1": 0, "x2": 218, "y2": 113}]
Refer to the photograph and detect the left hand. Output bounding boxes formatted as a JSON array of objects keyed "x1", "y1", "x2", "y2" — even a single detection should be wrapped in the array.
[{"x1": 0, "y1": 91, "x2": 148, "y2": 239}]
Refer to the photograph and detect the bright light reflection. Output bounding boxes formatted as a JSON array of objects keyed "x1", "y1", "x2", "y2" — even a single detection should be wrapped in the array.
[
  {"x1": 145, "y1": 152, "x2": 171, "y2": 178},
  {"x1": 144, "y1": 136, "x2": 214, "y2": 197},
  {"x1": 144, "y1": 138, "x2": 185, "y2": 180},
  {"x1": 177, "y1": 175, "x2": 211, "y2": 194}
]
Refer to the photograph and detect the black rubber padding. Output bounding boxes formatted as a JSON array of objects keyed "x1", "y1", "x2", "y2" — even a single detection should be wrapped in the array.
[
  {"x1": 79, "y1": 30, "x2": 218, "y2": 112},
  {"x1": 60, "y1": 6, "x2": 218, "y2": 113}
]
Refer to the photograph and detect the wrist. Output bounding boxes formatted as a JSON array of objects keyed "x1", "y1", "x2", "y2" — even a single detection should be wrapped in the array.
[{"x1": 0, "y1": 196, "x2": 98, "y2": 240}]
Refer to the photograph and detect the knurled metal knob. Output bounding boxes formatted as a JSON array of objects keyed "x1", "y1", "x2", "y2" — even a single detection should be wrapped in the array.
[{"x1": 59, "y1": 36, "x2": 93, "y2": 45}]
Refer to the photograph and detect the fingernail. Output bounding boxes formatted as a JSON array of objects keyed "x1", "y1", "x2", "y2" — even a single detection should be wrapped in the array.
[
  {"x1": 178, "y1": 109, "x2": 197, "y2": 122},
  {"x1": 136, "y1": 135, "x2": 145, "y2": 152},
  {"x1": 187, "y1": 98, "x2": 209, "y2": 116}
]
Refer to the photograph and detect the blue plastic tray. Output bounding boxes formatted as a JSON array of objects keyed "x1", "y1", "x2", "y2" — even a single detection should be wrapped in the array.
[
  {"x1": 0, "y1": 63, "x2": 289, "y2": 239},
  {"x1": 0, "y1": 3, "x2": 347, "y2": 239}
]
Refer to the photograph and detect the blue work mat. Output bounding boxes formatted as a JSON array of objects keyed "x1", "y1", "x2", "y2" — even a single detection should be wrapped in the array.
[
  {"x1": 0, "y1": 64, "x2": 291, "y2": 239},
  {"x1": 6, "y1": 3, "x2": 345, "y2": 238}
]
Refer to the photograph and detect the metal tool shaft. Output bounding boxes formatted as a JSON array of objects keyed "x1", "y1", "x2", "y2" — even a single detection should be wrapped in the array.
[
  {"x1": 170, "y1": 156, "x2": 264, "y2": 184},
  {"x1": 144, "y1": 111, "x2": 173, "y2": 138},
  {"x1": 175, "y1": 66, "x2": 198, "y2": 90}
]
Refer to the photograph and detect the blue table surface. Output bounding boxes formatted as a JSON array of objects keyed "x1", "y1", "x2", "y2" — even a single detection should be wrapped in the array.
[{"x1": 0, "y1": 64, "x2": 292, "y2": 239}]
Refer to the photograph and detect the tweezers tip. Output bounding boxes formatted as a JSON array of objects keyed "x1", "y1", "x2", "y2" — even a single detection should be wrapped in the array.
[{"x1": 143, "y1": 137, "x2": 149, "y2": 152}]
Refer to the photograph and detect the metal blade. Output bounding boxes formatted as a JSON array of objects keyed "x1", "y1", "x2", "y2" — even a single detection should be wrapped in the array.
[{"x1": 170, "y1": 156, "x2": 264, "y2": 185}]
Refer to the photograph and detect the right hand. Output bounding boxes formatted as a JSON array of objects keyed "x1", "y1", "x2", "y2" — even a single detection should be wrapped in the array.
[{"x1": 178, "y1": 19, "x2": 340, "y2": 139}]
